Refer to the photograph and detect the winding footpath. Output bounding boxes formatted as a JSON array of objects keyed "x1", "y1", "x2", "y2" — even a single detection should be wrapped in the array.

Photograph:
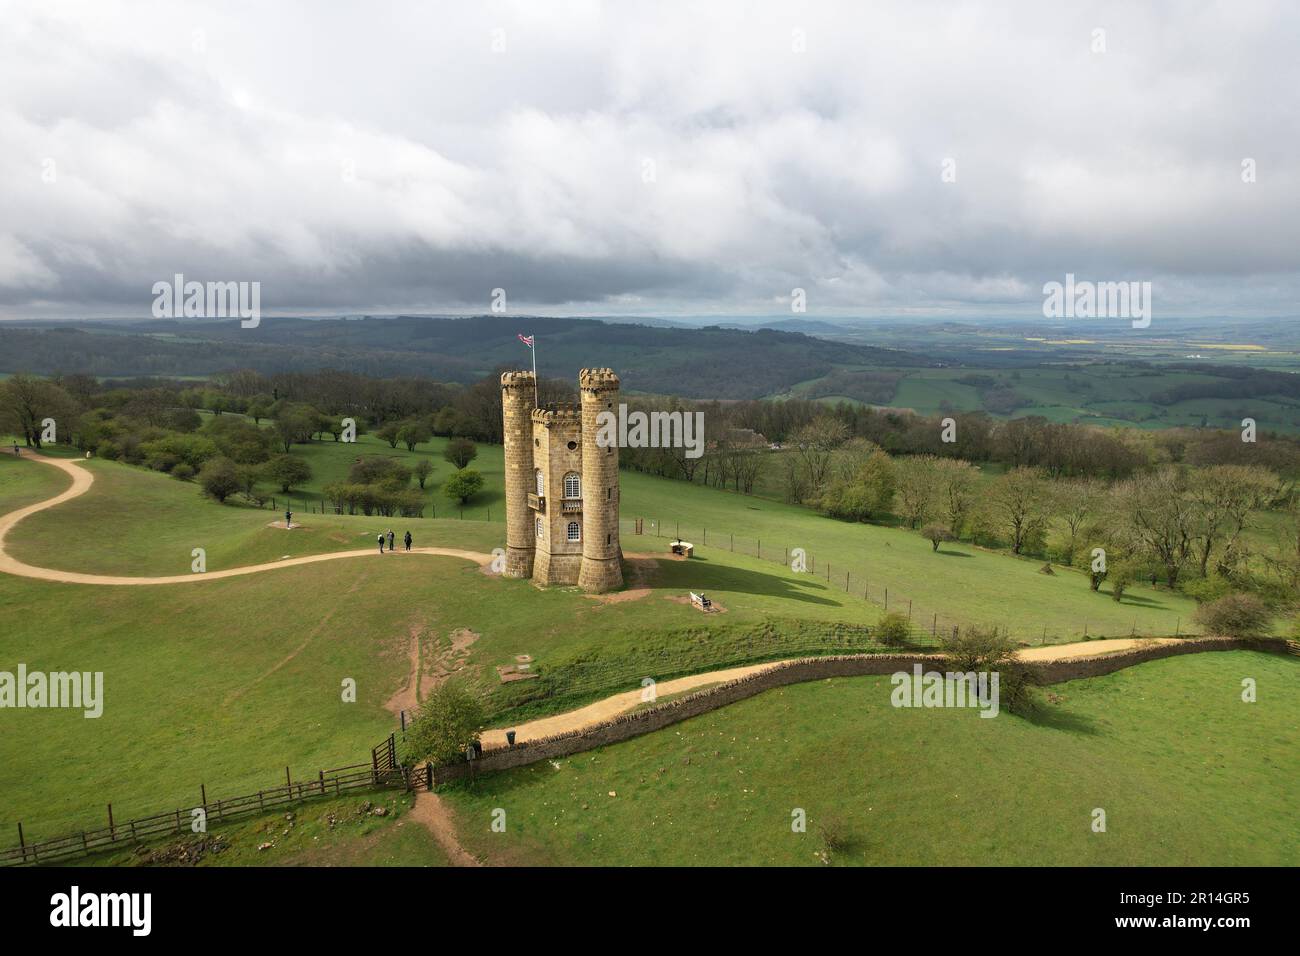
[
  {"x1": 0, "y1": 451, "x2": 1194, "y2": 747},
  {"x1": 0, "y1": 452, "x2": 493, "y2": 585}
]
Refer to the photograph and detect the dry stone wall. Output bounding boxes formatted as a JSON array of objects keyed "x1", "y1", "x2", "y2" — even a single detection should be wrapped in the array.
[{"x1": 431, "y1": 637, "x2": 1289, "y2": 785}]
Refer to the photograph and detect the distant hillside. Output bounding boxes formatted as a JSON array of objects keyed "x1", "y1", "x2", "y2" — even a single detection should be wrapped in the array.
[{"x1": 0, "y1": 315, "x2": 931, "y2": 399}]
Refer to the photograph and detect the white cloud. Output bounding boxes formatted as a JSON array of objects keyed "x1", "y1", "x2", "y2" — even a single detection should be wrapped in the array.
[{"x1": 1, "y1": 0, "x2": 1297, "y2": 318}]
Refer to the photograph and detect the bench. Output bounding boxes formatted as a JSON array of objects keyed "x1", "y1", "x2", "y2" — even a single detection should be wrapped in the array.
[
  {"x1": 690, "y1": 591, "x2": 711, "y2": 611},
  {"x1": 671, "y1": 540, "x2": 694, "y2": 557}
]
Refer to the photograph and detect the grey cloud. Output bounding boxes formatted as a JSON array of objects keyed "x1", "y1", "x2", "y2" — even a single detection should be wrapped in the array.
[{"x1": 1, "y1": 0, "x2": 1297, "y2": 320}]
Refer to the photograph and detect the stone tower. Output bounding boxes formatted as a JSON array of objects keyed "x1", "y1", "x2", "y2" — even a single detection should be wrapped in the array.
[
  {"x1": 577, "y1": 368, "x2": 623, "y2": 592},
  {"x1": 500, "y1": 367, "x2": 623, "y2": 593},
  {"x1": 500, "y1": 370, "x2": 536, "y2": 579}
]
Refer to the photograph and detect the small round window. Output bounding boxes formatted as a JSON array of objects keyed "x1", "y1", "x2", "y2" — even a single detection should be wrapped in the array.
[{"x1": 567, "y1": 440, "x2": 577, "y2": 450}]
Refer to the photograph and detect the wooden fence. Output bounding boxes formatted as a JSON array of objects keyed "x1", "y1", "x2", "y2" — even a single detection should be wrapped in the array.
[{"x1": 1, "y1": 734, "x2": 429, "y2": 867}]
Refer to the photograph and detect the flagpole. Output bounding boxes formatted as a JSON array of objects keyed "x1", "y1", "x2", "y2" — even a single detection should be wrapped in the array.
[{"x1": 531, "y1": 335, "x2": 538, "y2": 408}]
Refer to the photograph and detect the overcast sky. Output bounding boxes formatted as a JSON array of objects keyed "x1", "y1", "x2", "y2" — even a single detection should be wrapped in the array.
[{"x1": 2, "y1": 0, "x2": 1297, "y2": 321}]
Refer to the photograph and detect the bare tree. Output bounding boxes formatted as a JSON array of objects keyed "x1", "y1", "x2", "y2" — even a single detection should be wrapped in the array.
[
  {"x1": 895, "y1": 455, "x2": 941, "y2": 529},
  {"x1": 1112, "y1": 468, "x2": 1196, "y2": 587},
  {"x1": 933, "y1": 457, "x2": 979, "y2": 536},
  {"x1": 987, "y1": 466, "x2": 1049, "y2": 554},
  {"x1": 1187, "y1": 465, "x2": 1279, "y2": 577},
  {"x1": 1052, "y1": 477, "x2": 1107, "y2": 565}
]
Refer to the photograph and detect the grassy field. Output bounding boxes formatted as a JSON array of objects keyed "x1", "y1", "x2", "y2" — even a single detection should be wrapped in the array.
[
  {"x1": 5, "y1": 434, "x2": 1207, "y2": 640},
  {"x1": 0, "y1": 453, "x2": 886, "y2": 841},
  {"x1": 438, "y1": 650, "x2": 1299, "y2": 866},
  {"x1": 77, "y1": 791, "x2": 449, "y2": 867}
]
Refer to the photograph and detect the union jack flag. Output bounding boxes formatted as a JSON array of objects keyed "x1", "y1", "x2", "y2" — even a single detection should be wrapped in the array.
[{"x1": 517, "y1": 333, "x2": 534, "y2": 348}]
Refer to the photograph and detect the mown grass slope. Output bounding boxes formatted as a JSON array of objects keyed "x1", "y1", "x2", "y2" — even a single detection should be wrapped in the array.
[{"x1": 440, "y1": 650, "x2": 1299, "y2": 866}]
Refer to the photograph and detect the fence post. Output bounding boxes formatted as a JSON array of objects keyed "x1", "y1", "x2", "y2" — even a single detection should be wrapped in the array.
[
  {"x1": 908, "y1": 600, "x2": 912, "y2": 620},
  {"x1": 932, "y1": 613, "x2": 937, "y2": 636},
  {"x1": 200, "y1": 783, "x2": 206, "y2": 808},
  {"x1": 885, "y1": 588, "x2": 889, "y2": 610},
  {"x1": 319, "y1": 770, "x2": 326, "y2": 796},
  {"x1": 285, "y1": 766, "x2": 292, "y2": 800},
  {"x1": 107, "y1": 803, "x2": 115, "y2": 842},
  {"x1": 425, "y1": 764, "x2": 433, "y2": 791},
  {"x1": 17, "y1": 823, "x2": 24, "y2": 863}
]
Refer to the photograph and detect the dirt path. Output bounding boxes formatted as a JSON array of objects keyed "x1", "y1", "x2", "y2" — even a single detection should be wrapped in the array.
[
  {"x1": 408, "y1": 790, "x2": 481, "y2": 867},
  {"x1": 480, "y1": 637, "x2": 1201, "y2": 746},
  {"x1": 480, "y1": 660, "x2": 798, "y2": 746},
  {"x1": 0, "y1": 453, "x2": 493, "y2": 585},
  {"x1": 1015, "y1": 637, "x2": 1180, "y2": 660}
]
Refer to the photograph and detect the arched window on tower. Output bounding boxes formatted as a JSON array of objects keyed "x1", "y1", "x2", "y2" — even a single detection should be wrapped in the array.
[
  {"x1": 535, "y1": 470, "x2": 544, "y2": 496},
  {"x1": 564, "y1": 473, "x2": 581, "y2": 499},
  {"x1": 536, "y1": 517, "x2": 544, "y2": 539},
  {"x1": 567, "y1": 521, "x2": 581, "y2": 542}
]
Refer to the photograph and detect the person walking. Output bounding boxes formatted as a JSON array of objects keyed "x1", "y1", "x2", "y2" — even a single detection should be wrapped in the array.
[
  {"x1": 403, "y1": 530, "x2": 412, "y2": 552},
  {"x1": 377, "y1": 532, "x2": 385, "y2": 554},
  {"x1": 387, "y1": 529, "x2": 395, "y2": 551}
]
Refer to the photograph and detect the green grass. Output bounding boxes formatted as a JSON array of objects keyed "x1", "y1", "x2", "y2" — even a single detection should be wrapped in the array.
[
  {"x1": 76, "y1": 791, "x2": 450, "y2": 867},
  {"x1": 439, "y1": 650, "x2": 1299, "y2": 866},
  {"x1": 6, "y1": 436, "x2": 1207, "y2": 642},
  {"x1": 0, "y1": 454, "x2": 885, "y2": 841}
]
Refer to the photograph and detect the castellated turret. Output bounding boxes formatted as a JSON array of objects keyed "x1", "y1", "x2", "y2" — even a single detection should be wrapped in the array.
[
  {"x1": 500, "y1": 367, "x2": 623, "y2": 592},
  {"x1": 500, "y1": 370, "x2": 536, "y2": 579},
  {"x1": 577, "y1": 368, "x2": 623, "y2": 592}
]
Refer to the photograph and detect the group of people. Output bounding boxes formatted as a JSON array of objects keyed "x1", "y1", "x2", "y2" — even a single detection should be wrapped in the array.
[{"x1": 377, "y1": 529, "x2": 413, "y2": 553}]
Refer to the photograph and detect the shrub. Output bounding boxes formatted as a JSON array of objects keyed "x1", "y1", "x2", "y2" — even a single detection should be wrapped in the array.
[
  {"x1": 921, "y1": 523, "x2": 953, "y2": 552},
  {"x1": 263, "y1": 453, "x2": 312, "y2": 493},
  {"x1": 1192, "y1": 593, "x2": 1272, "y2": 638},
  {"x1": 403, "y1": 682, "x2": 485, "y2": 766},
  {"x1": 875, "y1": 612, "x2": 911, "y2": 647},
  {"x1": 443, "y1": 437, "x2": 478, "y2": 470},
  {"x1": 348, "y1": 456, "x2": 411, "y2": 488},
  {"x1": 1108, "y1": 560, "x2": 1137, "y2": 603},
  {"x1": 443, "y1": 469, "x2": 484, "y2": 504},
  {"x1": 941, "y1": 626, "x2": 1015, "y2": 672},
  {"x1": 1182, "y1": 574, "x2": 1234, "y2": 605},
  {"x1": 198, "y1": 456, "x2": 242, "y2": 504},
  {"x1": 171, "y1": 462, "x2": 196, "y2": 481}
]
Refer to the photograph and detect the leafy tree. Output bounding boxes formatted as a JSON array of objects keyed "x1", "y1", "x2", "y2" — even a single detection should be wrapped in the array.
[
  {"x1": 273, "y1": 404, "x2": 317, "y2": 454},
  {"x1": 413, "y1": 459, "x2": 434, "y2": 489},
  {"x1": 1108, "y1": 560, "x2": 1137, "y2": 602},
  {"x1": 0, "y1": 375, "x2": 80, "y2": 448},
  {"x1": 443, "y1": 437, "x2": 478, "y2": 470},
  {"x1": 376, "y1": 422, "x2": 402, "y2": 449},
  {"x1": 403, "y1": 682, "x2": 485, "y2": 766},
  {"x1": 397, "y1": 420, "x2": 433, "y2": 452},
  {"x1": 443, "y1": 469, "x2": 484, "y2": 504},
  {"x1": 198, "y1": 456, "x2": 242, "y2": 503},
  {"x1": 894, "y1": 455, "x2": 940, "y2": 529},
  {"x1": 933, "y1": 457, "x2": 979, "y2": 537},
  {"x1": 921, "y1": 523, "x2": 953, "y2": 552},
  {"x1": 263, "y1": 454, "x2": 312, "y2": 493},
  {"x1": 986, "y1": 466, "x2": 1049, "y2": 555},
  {"x1": 1111, "y1": 468, "x2": 1196, "y2": 587}
]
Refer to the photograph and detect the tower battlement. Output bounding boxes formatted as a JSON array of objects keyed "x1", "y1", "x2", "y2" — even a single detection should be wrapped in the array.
[
  {"x1": 531, "y1": 404, "x2": 582, "y2": 425},
  {"x1": 501, "y1": 370, "x2": 536, "y2": 390},
  {"x1": 501, "y1": 367, "x2": 623, "y2": 593},
  {"x1": 579, "y1": 367, "x2": 620, "y2": 391}
]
